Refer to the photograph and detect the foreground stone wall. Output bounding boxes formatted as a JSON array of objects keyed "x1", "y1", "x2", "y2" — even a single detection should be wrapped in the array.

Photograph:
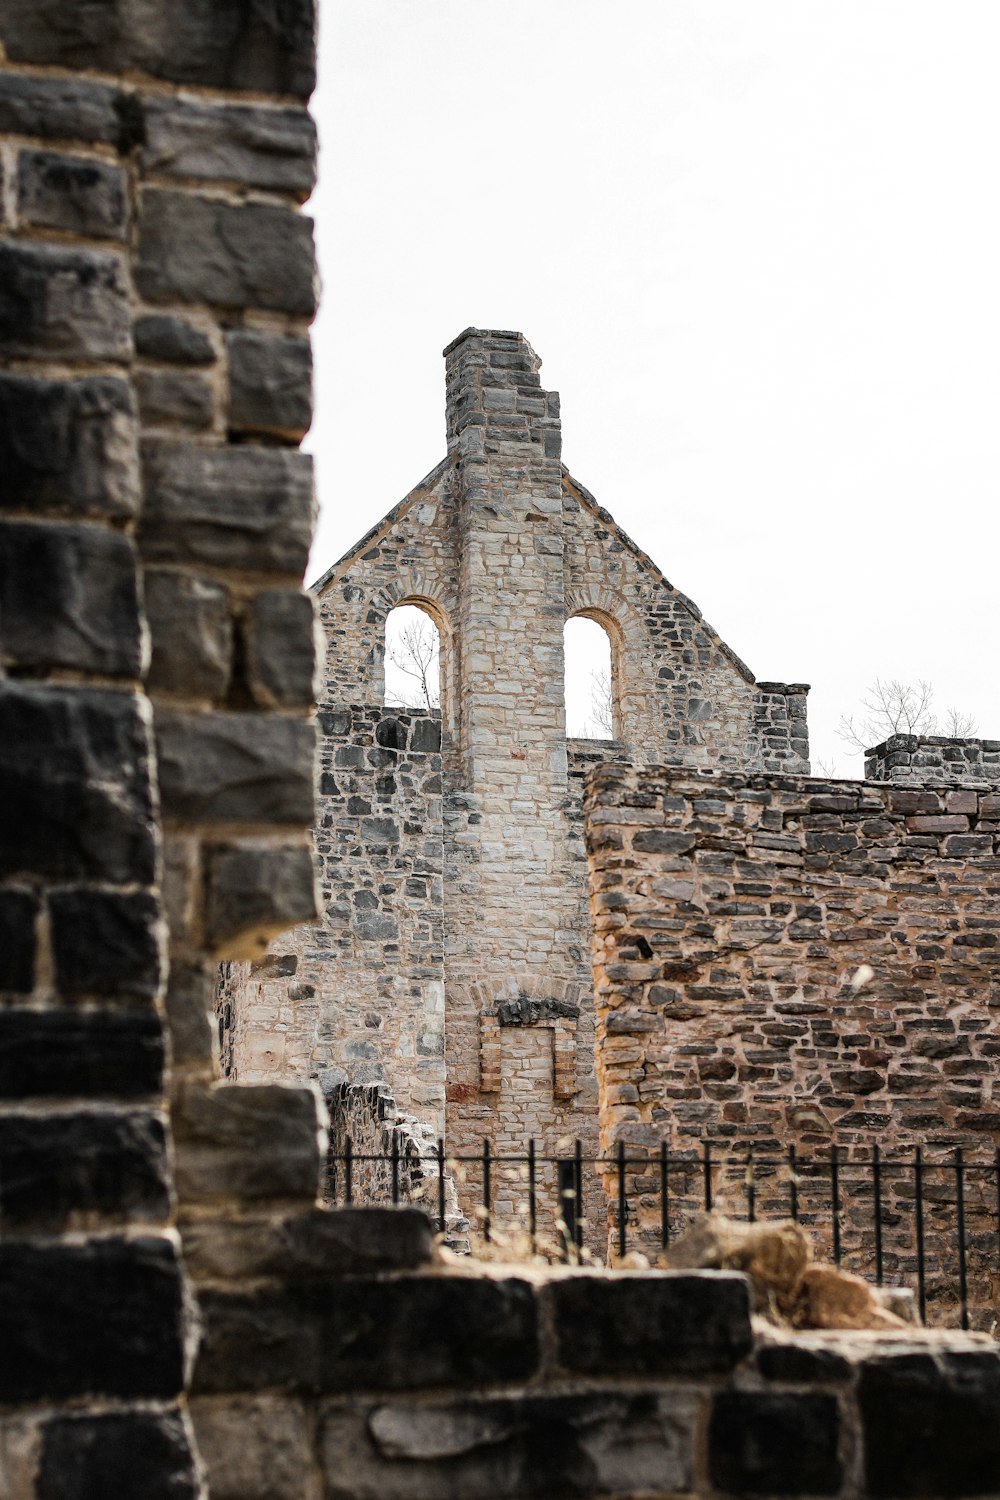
[{"x1": 586, "y1": 765, "x2": 1000, "y2": 1322}]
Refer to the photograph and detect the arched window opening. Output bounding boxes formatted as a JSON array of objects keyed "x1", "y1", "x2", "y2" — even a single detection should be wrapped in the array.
[
  {"x1": 564, "y1": 615, "x2": 615, "y2": 739},
  {"x1": 384, "y1": 603, "x2": 441, "y2": 710}
]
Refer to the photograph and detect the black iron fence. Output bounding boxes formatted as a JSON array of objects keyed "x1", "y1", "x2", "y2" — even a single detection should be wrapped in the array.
[{"x1": 326, "y1": 1137, "x2": 1000, "y2": 1332}]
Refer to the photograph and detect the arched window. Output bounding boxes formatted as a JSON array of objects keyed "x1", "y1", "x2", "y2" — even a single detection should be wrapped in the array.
[
  {"x1": 564, "y1": 615, "x2": 615, "y2": 739},
  {"x1": 384, "y1": 602, "x2": 441, "y2": 710}
]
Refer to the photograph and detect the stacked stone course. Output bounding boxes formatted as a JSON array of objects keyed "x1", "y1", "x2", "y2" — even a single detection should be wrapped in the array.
[{"x1": 866, "y1": 733, "x2": 1000, "y2": 786}]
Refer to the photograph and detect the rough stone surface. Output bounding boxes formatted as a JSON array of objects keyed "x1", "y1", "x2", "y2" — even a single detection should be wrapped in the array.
[
  {"x1": 0, "y1": 243, "x2": 131, "y2": 361},
  {"x1": 228, "y1": 330, "x2": 313, "y2": 436},
  {"x1": 0, "y1": 75, "x2": 123, "y2": 145},
  {"x1": 181, "y1": 1206, "x2": 435, "y2": 1282},
  {"x1": 319, "y1": 1390, "x2": 697, "y2": 1500},
  {"x1": 155, "y1": 709, "x2": 315, "y2": 825},
  {"x1": 0, "y1": 522, "x2": 142, "y2": 677},
  {"x1": 195, "y1": 1275, "x2": 540, "y2": 1395},
  {"x1": 859, "y1": 1351, "x2": 1000, "y2": 1497},
  {"x1": 49, "y1": 889, "x2": 162, "y2": 1002},
  {"x1": 205, "y1": 843, "x2": 319, "y2": 957},
  {"x1": 17, "y1": 149, "x2": 126, "y2": 239},
  {"x1": 0, "y1": 1112, "x2": 169, "y2": 1231},
  {"x1": 866, "y1": 733, "x2": 1000, "y2": 786},
  {"x1": 0, "y1": 375, "x2": 139, "y2": 519},
  {"x1": 0, "y1": 1010, "x2": 165, "y2": 1100},
  {"x1": 708, "y1": 1390, "x2": 842, "y2": 1496},
  {"x1": 0, "y1": 888, "x2": 38, "y2": 994},
  {"x1": 142, "y1": 98, "x2": 317, "y2": 194},
  {"x1": 145, "y1": 569, "x2": 233, "y2": 700},
  {"x1": 137, "y1": 190, "x2": 316, "y2": 315},
  {"x1": 171, "y1": 1081, "x2": 323, "y2": 1205},
  {"x1": 0, "y1": 0, "x2": 317, "y2": 97},
  {"x1": 546, "y1": 1271, "x2": 752, "y2": 1376},
  {"x1": 134, "y1": 315, "x2": 215, "y2": 367},
  {"x1": 244, "y1": 588, "x2": 319, "y2": 707},
  {"x1": 190, "y1": 1397, "x2": 312, "y2": 1500},
  {"x1": 140, "y1": 441, "x2": 315, "y2": 575},
  {"x1": 0, "y1": 684, "x2": 156, "y2": 884},
  {"x1": 0, "y1": 1236, "x2": 186, "y2": 1402},
  {"x1": 37, "y1": 1409, "x2": 198, "y2": 1500},
  {"x1": 137, "y1": 369, "x2": 215, "y2": 431}
]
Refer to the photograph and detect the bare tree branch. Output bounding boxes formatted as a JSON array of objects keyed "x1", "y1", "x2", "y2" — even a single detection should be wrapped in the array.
[
  {"x1": 385, "y1": 613, "x2": 440, "y2": 709},
  {"x1": 838, "y1": 678, "x2": 975, "y2": 751}
]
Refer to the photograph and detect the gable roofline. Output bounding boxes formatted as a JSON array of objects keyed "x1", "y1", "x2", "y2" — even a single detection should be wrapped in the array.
[
  {"x1": 309, "y1": 454, "x2": 452, "y2": 595},
  {"x1": 561, "y1": 467, "x2": 756, "y2": 685}
]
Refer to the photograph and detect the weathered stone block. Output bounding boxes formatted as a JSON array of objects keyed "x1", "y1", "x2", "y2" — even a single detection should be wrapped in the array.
[
  {"x1": 0, "y1": 1010, "x2": 164, "y2": 1100},
  {"x1": 191, "y1": 1397, "x2": 311, "y2": 1500},
  {"x1": 50, "y1": 889, "x2": 162, "y2": 1002},
  {"x1": 0, "y1": 1236, "x2": 185, "y2": 1402},
  {"x1": 140, "y1": 442, "x2": 315, "y2": 575},
  {"x1": 205, "y1": 843, "x2": 319, "y2": 957},
  {"x1": 546, "y1": 1270, "x2": 752, "y2": 1376},
  {"x1": 37, "y1": 1409, "x2": 198, "y2": 1500},
  {"x1": 145, "y1": 569, "x2": 233, "y2": 700},
  {"x1": 195, "y1": 1275, "x2": 539, "y2": 1395},
  {"x1": 17, "y1": 149, "x2": 126, "y2": 239},
  {"x1": 0, "y1": 0, "x2": 317, "y2": 98},
  {"x1": 0, "y1": 1111, "x2": 169, "y2": 1230},
  {"x1": 0, "y1": 684, "x2": 156, "y2": 884},
  {"x1": 143, "y1": 98, "x2": 316, "y2": 195},
  {"x1": 245, "y1": 588, "x2": 319, "y2": 708},
  {"x1": 0, "y1": 889, "x2": 37, "y2": 994},
  {"x1": 135, "y1": 314, "x2": 215, "y2": 366},
  {"x1": 0, "y1": 375, "x2": 139, "y2": 519},
  {"x1": 172, "y1": 1081, "x2": 323, "y2": 1204},
  {"x1": 859, "y1": 1351, "x2": 1000, "y2": 1497},
  {"x1": 164, "y1": 960, "x2": 216, "y2": 1076},
  {"x1": 137, "y1": 369, "x2": 215, "y2": 431},
  {"x1": 182, "y1": 1206, "x2": 435, "y2": 1282},
  {"x1": 319, "y1": 1390, "x2": 696, "y2": 1500},
  {"x1": 155, "y1": 709, "x2": 315, "y2": 824},
  {"x1": 0, "y1": 75, "x2": 123, "y2": 145},
  {"x1": 0, "y1": 244, "x2": 131, "y2": 361},
  {"x1": 138, "y1": 190, "x2": 316, "y2": 315},
  {"x1": 0, "y1": 522, "x2": 142, "y2": 677},
  {"x1": 228, "y1": 330, "x2": 313, "y2": 436},
  {"x1": 708, "y1": 1390, "x2": 842, "y2": 1496}
]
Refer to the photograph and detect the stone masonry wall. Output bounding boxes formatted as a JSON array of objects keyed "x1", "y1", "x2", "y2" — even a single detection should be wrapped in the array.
[
  {"x1": 866, "y1": 734, "x2": 1000, "y2": 786},
  {"x1": 586, "y1": 765, "x2": 1000, "y2": 1323}
]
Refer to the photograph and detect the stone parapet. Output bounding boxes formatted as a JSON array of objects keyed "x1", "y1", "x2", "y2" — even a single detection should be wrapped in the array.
[{"x1": 866, "y1": 733, "x2": 1000, "y2": 786}]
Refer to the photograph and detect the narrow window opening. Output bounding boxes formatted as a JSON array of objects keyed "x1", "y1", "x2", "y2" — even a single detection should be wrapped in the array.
[
  {"x1": 384, "y1": 603, "x2": 441, "y2": 710},
  {"x1": 564, "y1": 616, "x2": 615, "y2": 739}
]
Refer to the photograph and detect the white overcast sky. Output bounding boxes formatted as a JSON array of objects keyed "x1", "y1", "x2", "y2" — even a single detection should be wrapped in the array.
[{"x1": 306, "y1": 2, "x2": 999, "y2": 775}]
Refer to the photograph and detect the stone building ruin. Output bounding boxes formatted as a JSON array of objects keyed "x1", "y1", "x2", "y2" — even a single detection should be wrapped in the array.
[
  {"x1": 5, "y1": 4, "x2": 1000, "y2": 1496},
  {"x1": 221, "y1": 327, "x2": 811, "y2": 1188}
]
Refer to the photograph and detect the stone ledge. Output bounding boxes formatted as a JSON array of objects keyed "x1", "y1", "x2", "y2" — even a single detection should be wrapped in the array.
[{"x1": 182, "y1": 1207, "x2": 436, "y2": 1283}]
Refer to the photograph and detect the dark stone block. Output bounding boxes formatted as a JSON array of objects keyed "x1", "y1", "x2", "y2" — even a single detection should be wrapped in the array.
[
  {"x1": 38, "y1": 1409, "x2": 198, "y2": 1500},
  {"x1": 0, "y1": 522, "x2": 142, "y2": 677},
  {"x1": 0, "y1": 1009, "x2": 164, "y2": 1100},
  {"x1": 0, "y1": 1111, "x2": 169, "y2": 1230},
  {"x1": 409, "y1": 717, "x2": 442, "y2": 752},
  {"x1": 205, "y1": 843, "x2": 318, "y2": 955},
  {"x1": 0, "y1": 374, "x2": 139, "y2": 519},
  {"x1": 135, "y1": 315, "x2": 215, "y2": 366},
  {"x1": 228, "y1": 331, "x2": 313, "y2": 436},
  {"x1": 145, "y1": 569, "x2": 232, "y2": 700},
  {"x1": 50, "y1": 889, "x2": 162, "y2": 1001},
  {"x1": 172, "y1": 1080, "x2": 322, "y2": 1203},
  {"x1": 137, "y1": 370, "x2": 214, "y2": 430},
  {"x1": 195, "y1": 1275, "x2": 539, "y2": 1395},
  {"x1": 140, "y1": 441, "x2": 314, "y2": 575},
  {"x1": 631, "y1": 829, "x2": 696, "y2": 854},
  {"x1": 0, "y1": 75, "x2": 122, "y2": 145},
  {"x1": 163, "y1": 960, "x2": 215, "y2": 1073},
  {"x1": 320, "y1": 1390, "x2": 695, "y2": 1500},
  {"x1": 859, "y1": 1352, "x2": 1000, "y2": 1497},
  {"x1": 547, "y1": 1271, "x2": 752, "y2": 1377},
  {"x1": 155, "y1": 708, "x2": 315, "y2": 824},
  {"x1": 0, "y1": 684, "x2": 156, "y2": 884},
  {"x1": 143, "y1": 98, "x2": 316, "y2": 194},
  {"x1": 138, "y1": 190, "x2": 316, "y2": 315},
  {"x1": 0, "y1": 888, "x2": 37, "y2": 993},
  {"x1": 0, "y1": 243, "x2": 131, "y2": 361},
  {"x1": 708, "y1": 1390, "x2": 842, "y2": 1496},
  {"x1": 0, "y1": 0, "x2": 316, "y2": 98},
  {"x1": 18, "y1": 149, "x2": 126, "y2": 239},
  {"x1": 182, "y1": 1206, "x2": 435, "y2": 1282},
  {"x1": 245, "y1": 589, "x2": 318, "y2": 708},
  {"x1": 756, "y1": 1340, "x2": 853, "y2": 1383},
  {"x1": 0, "y1": 1236, "x2": 185, "y2": 1402}
]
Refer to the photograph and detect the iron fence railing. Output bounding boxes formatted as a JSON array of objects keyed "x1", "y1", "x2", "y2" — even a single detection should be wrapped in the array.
[{"x1": 326, "y1": 1137, "x2": 1000, "y2": 1331}]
